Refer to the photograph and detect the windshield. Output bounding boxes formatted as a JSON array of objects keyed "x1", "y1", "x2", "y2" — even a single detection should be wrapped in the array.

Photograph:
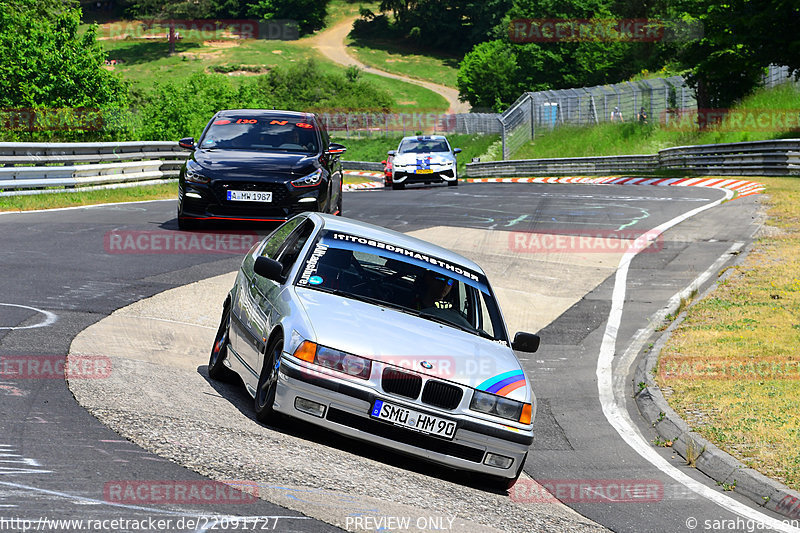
[
  {"x1": 295, "y1": 231, "x2": 507, "y2": 342},
  {"x1": 199, "y1": 116, "x2": 319, "y2": 153},
  {"x1": 397, "y1": 138, "x2": 451, "y2": 154}
]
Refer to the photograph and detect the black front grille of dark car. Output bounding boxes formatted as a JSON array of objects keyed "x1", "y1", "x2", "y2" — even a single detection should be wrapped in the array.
[
  {"x1": 381, "y1": 368, "x2": 422, "y2": 399},
  {"x1": 421, "y1": 380, "x2": 463, "y2": 410},
  {"x1": 326, "y1": 407, "x2": 483, "y2": 462},
  {"x1": 212, "y1": 182, "x2": 291, "y2": 204}
]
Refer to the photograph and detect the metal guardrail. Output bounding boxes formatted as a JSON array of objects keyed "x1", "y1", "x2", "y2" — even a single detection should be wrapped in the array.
[
  {"x1": 658, "y1": 139, "x2": 800, "y2": 176},
  {"x1": 467, "y1": 139, "x2": 800, "y2": 177},
  {"x1": 0, "y1": 141, "x2": 388, "y2": 196},
  {"x1": 0, "y1": 141, "x2": 189, "y2": 195}
]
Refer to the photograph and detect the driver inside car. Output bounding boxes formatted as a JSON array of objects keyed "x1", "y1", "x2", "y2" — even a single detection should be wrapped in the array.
[{"x1": 415, "y1": 271, "x2": 473, "y2": 329}]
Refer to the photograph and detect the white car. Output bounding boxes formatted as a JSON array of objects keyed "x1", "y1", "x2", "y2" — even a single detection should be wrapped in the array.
[{"x1": 387, "y1": 135, "x2": 461, "y2": 190}]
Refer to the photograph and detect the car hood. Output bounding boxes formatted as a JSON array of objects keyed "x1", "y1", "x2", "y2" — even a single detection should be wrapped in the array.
[
  {"x1": 191, "y1": 150, "x2": 318, "y2": 178},
  {"x1": 393, "y1": 152, "x2": 455, "y2": 166},
  {"x1": 294, "y1": 287, "x2": 529, "y2": 402}
]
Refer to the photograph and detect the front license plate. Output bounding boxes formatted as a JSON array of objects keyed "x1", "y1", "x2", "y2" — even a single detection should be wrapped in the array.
[
  {"x1": 227, "y1": 190, "x2": 272, "y2": 202},
  {"x1": 415, "y1": 169, "x2": 433, "y2": 174},
  {"x1": 370, "y1": 399, "x2": 456, "y2": 440}
]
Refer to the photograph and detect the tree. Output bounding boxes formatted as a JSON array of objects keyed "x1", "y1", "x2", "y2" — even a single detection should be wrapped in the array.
[
  {"x1": 0, "y1": 4, "x2": 127, "y2": 110},
  {"x1": 248, "y1": 0, "x2": 331, "y2": 35}
]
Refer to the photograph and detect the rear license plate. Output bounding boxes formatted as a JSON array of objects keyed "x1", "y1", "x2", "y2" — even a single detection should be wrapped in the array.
[
  {"x1": 227, "y1": 190, "x2": 272, "y2": 202},
  {"x1": 415, "y1": 169, "x2": 433, "y2": 174},
  {"x1": 370, "y1": 399, "x2": 456, "y2": 440}
]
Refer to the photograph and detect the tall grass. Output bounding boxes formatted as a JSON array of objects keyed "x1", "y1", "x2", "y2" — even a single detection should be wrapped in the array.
[{"x1": 514, "y1": 82, "x2": 800, "y2": 159}]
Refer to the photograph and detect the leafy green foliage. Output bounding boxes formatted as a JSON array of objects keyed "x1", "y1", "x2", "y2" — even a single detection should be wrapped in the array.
[
  {"x1": 248, "y1": 0, "x2": 330, "y2": 34},
  {"x1": 135, "y1": 59, "x2": 393, "y2": 140},
  {"x1": 352, "y1": 0, "x2": 512, "y2": 54},
  {"x1": 0, "y1": 2, "x2": 128, "y2": 140}
]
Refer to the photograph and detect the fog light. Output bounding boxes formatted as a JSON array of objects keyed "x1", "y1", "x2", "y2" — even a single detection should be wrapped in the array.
[
  {"x1": 186, "y1": 192, "x2": 202, "y2": 199},
  {"x1": 294, "y1": 397, "x2": 325, "y2": 418},
  {"x1": 484, "y1": 453, "x2": 513, "y2": 469},
  {"x1": 298, "y1": 197, "x2": 316, "y2": 203}
]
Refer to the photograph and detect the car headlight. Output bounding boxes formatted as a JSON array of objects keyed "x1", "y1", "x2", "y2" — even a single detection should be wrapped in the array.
[
  {"x1": 185, "y1": 167, "x2": 210, "y2": 184},
  {"x1": 292, "y1": 341, "x2": 371, "y2": 379},
  {"x1": 291, "y1": 168, "x2": 323, "y2": 188},
  {"x1": 470, "y1": 390, "x2": 532, "y2": 424}
]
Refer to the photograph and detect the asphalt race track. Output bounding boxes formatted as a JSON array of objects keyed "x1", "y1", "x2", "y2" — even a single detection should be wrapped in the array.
[{"x1": 0, "y1": 182, "x2": 792, "y2": 532}]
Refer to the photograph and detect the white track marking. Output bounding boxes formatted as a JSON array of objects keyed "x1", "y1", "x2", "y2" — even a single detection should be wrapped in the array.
[
  {"x1": 597, "y1": 188, "x2": 800, "y2": 532},
  {"x1": 0, "y1": 303, "x2": 58, "y2": 330}
]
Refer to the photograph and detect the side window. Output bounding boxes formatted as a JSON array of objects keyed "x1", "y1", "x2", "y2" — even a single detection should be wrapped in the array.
[
  {"x1": 260, "y1": 217, "x2": 305, "y2": 260},
  {"x1": 275, "y1": 220, "x2": 315, "y2": 278}
]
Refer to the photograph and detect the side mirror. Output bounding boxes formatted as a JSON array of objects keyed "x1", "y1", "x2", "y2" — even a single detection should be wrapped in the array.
[
  {"x1": 511, "y1": 332, "x2": 540, "y2": 353},
  {"x1": 453, "y1": 148, "x2": 462, "y2": 154},
  {"x1": 387, "y1": 150, "x2": 396, "y2": 156},
  {"x1": 327, "y1": 142, "x2": 346, "y2": 155},
  {"x1": 254, "y1": 256, "x2": 284, "y2": 283},
  {"x1": 381, "y1": 160, "x2": 387, "y2": 165},
  {"x1": 179, "y1": 137, "x2": 195, "y2": 150}
]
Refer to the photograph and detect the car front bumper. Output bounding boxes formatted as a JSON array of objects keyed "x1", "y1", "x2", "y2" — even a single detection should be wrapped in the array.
[
  {"x1": 392, "y1": 168, "x2": 456, "y2": 185},
  {"x1": 273, "y1": 357, "x2": 532, "y2": 479}
]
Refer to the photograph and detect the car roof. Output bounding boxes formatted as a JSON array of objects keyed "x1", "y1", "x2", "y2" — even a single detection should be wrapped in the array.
[
  {"x1": 215, "y1": 109, "x2": 316, "y2": 120},
  {"x1": 310, "y1": 213, "x2": 484, "y2": 275},
  {"x1": 399, "y1": 135, "x2": 448, "y2": 141}
]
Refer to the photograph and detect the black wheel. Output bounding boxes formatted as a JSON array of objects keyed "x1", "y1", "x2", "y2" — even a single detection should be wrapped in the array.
[
  {"x1": 392, "y1": 182, "x2": 405, "y2": 190},
  {"x1": 447, "y1": 179, "x2": 459, "y2": 187},
  {"x1": 255, "y1": 334, "x2": 282, "y2": 424},
  {"x1": 208, "y1": 305, "x2": 237, "y2": 382},
  {"x1": 335, "y1": 192, "x2": 342, "y2": 216}
]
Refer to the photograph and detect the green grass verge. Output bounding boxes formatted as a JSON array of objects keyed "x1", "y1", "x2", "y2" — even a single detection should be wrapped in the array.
[
  {"x1": 657, "y1": 177, "x2": 800, "y2": 490},
  {"x1": 514, "y1": 83, "x2": 800, "y2": 159},
  {"x1": 346, "y1": 36, "x2": 460, "y2": 88},
  {"x1": 0, "y1": 183, "x2": 177, "y2": 212}
]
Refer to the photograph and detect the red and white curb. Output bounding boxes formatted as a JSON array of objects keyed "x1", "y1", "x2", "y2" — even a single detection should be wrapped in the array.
[
  {"x1": 465, "y1": 176, "x2": 766, "y2": 199},
  {"x1": 343, "y1": 170, "x2": 383, "y2": 178},
  {"x1": 342, "y1": 170, "x2": 384, "y2": 192}
]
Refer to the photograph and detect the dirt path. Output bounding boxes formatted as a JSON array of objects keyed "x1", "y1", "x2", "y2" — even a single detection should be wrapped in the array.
[{"x1": 308, "y1": 16, "x2": 470, "y2": 114}]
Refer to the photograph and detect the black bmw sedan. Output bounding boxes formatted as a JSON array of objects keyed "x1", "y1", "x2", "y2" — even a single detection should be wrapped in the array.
[{"x1": 176, "y1": 109, "x2": 346, "y2": 229}]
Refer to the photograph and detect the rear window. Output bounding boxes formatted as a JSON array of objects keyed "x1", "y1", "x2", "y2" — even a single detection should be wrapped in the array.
[{"x1": 200, "y1": 116, "x2": 319, "y2": 153}]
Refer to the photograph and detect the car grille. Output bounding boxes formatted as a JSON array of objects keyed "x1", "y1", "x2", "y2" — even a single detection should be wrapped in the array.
[
  {"x1": 421, "y1": 380, "x2": 463, "y2": 410},
  {"x1": 326, "y1": 407, "x2": 484, "y2": 463},
  {"x1": 212, "y1": 182, "x2": 291, "y2": 205},
  {"x1": 381, "y1": 367, "x2": 422, "y2": 400}
]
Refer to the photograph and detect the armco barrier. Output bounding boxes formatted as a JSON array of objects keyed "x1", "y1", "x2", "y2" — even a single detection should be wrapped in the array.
[
  {"x1": 467, "y1": 139, "x2": 800, "y2": 177},
  {"x1": 0, "y1": 141, "x2": 385, "y2": 196},
  {"x1": 0, "y1": 141, "x2": 188, "y2": 196}
]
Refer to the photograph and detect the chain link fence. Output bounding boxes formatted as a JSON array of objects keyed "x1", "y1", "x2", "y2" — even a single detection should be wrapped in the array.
[{"x1": 498, "y1": 76, "x2": 696, "y2": 159}]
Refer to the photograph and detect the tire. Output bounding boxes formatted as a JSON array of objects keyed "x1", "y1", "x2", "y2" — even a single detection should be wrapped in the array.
[
  {"x1": 392, "y1": 182, "x2": 405, "y2": 190},
  {"x1": 447, "y1": 179, "x2": 459, "y2": 187},
  {"x1": 335, "y1": 192, "x2": 343, "y2": 216},
  {"x1": 254, "y1": 334, "x2": 283, "y2": 424},
  {"x1": 208, "y1": 305, "x2": 237, "y2": 382}
]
